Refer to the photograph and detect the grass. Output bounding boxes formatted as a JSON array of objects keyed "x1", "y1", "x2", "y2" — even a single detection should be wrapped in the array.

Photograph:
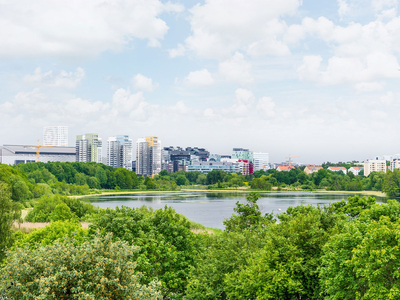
[
  {"x1": 12, "y1": 222, "x2": 91, "y2": 233},
  {"x1": 188, "y1": 220, "x2": 222, "y2": 234}
]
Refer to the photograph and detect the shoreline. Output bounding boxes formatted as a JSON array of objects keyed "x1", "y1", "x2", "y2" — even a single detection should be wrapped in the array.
[{"x1": 72, "y1": 188, "x2": 387, "y2": 199}]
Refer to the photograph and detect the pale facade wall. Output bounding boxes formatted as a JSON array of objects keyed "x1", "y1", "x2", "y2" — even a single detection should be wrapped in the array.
[{"x1": 364, "y1": 160, "x2": 387, "y2": 176}]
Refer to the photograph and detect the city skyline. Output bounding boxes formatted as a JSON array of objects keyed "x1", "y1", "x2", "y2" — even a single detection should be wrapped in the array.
[{"x1": 1, "y1": 0, "x2": 400, "y2": 164}]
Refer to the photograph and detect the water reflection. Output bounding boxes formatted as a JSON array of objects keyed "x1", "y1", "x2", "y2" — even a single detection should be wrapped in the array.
[{"x1": 84, "y1": 192, "x2": 387, "y2": 230}]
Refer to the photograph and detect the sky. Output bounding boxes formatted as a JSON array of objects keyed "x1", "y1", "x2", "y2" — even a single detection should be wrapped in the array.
[{"x1": 1, "y1": 0, "x2": 400, "y2": 164}]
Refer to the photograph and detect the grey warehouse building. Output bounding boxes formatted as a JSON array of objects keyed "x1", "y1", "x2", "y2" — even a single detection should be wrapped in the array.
[{"x1": 0, "y1": 145, "x2": 76, "y2": 165}]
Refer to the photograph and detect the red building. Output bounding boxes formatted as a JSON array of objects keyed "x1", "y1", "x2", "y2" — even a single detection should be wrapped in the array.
[{"x1": 238, "y1": 160, "x2": 254, "y2": 175}]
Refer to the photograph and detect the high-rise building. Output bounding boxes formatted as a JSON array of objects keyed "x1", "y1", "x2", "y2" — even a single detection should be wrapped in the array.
[
  {"x1": 232, "y1": 148, "x2": 253, "y2": 163},
  {"x1": 136, "y1": 136, "x2": 161, "y2": 176},
  {"x1": 107, "y1": 135, "x2": 133, "y2": 170},
  {"x1": 76, "y1": 133, "x2": 101, "y2": 163},
  {"x1": 43, "y1": 126, "x2": 68, "y2": 146},
  {"x1": 253, "y1": 152, "x2": 269, "y2": 171},
  {"x1": 136, "y1": 138, "x2": 150, "y2": 176}
]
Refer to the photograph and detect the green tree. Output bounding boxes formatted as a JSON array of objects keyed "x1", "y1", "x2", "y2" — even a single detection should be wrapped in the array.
[
  {"x1": 74, "y1": 172, "x2": 87, "y2": 185},
  {"x1": 224, "y1": 205, "x2": 344, "y2": 299},
  {"x1": 0, "y1": 182, "x2": 22, "y2": 262},
  {"x1": 0, "y1": 233, "x2": 162, "y2": 299},
  {"x1": 224, "y1": 193, "x2": 272, "y2": 232},
  {"x1": 9, "y1": 175, "x2": 32, "y2": 202},
  {"x1": 90, "y1": 206, "x2": 197, "y2": 298},
  {"x1": 95, "y1": 166, "x2": 107, "y2": 187},
  {"x1": 176, "y1": 175, "x2": 187, "y2": 186},
  {"x1": 87, "y1": 176, "x2": 100, "y2": 189},
  {"x1": 144, "y1": 177, "x2": 156, "y2": 190},
  {"x1": 206, "y1": 170, "x2": 226, "y2": 185},
  {"x1": 330, "y1": 195, "x2": 376, "y2": 218},
  {"x1": 49, "y1": 203, "x2": 77, "y2": 222},
  {"x1": 382, "y1": 169, "x2": 400, "y2": 198},
  {"x1": 186, "y1": 229, "x2": 269, "y2": 300}
]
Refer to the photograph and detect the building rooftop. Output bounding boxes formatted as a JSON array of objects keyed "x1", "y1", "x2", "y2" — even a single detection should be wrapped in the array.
[{"x1": 1, "y1": 145, "x2": 76, "y2": 156}]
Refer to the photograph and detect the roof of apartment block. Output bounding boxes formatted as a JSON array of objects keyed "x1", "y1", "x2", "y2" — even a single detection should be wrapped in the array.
[{"x1": 306, "y1": 165, "x2": 323, "y2": 170}]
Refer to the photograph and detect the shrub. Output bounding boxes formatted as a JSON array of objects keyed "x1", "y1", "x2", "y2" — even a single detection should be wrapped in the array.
[
  {"x1": 14, "y1": 220, "x2": 88, "y2": 249},
  {"x1": 0, "y1": 233, "x2": 162, "y2": 299},
  {"x1": 25, "y1": 194, "x2": 96, "y2": 222}
]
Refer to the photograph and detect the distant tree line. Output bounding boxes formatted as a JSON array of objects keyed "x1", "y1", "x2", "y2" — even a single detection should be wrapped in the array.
[{"x1": 0, "y1": 161, "x2": 398, "y2": 200}]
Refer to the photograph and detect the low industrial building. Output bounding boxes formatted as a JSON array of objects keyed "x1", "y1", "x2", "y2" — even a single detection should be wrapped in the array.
[
  {"x1": 0, "y1": 144, "x2": 76, "y2": 165},
  {"x1": 188, "y1": 161, "x2": 238, "y2": 174}
]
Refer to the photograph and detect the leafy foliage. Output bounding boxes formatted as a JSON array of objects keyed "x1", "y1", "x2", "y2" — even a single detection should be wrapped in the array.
[
  {"x1": 89, "y1": 205, "x2": 198, "y2": 298},
  {"x1": 223, "y1": 192, "x2": 274, "y2": 232},
  {"x1": 14, "y1": 220, "x2": 88, "y2": 249},
  {"x1": 0, "y1": 181, "x2": 23, "y2": 262},
  {"x1": 0, "y1": 233, "x2": 162, "y2": 299},
  {"x1": 25, "y1": 194, "x2": 95, "y2": 222}
]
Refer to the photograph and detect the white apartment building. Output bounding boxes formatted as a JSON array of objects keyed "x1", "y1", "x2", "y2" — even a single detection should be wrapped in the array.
[
  {"x1": 348, "y1": 166, "x2": 364, "y2": 176},
  {"x1": 76, "y1": 133, "x2": 102, "y2": 163},
  {"x1": 136, "y1": 136, "x2": 161, "y2": 176},
  {"x1": 253, "y1": 152, "x2": 269, "y2": 171},
  {"x1": 390, "y1": 158, "x2": 400, "y2": 171},
  {"x1": 364, "y1": 160, "x2": 387, "y2": 176},
  {"x1": 107, "y1": 135, "x2": 133, "y2": 170},
  {"x1": 43, "y1": 126, "x2": 68, "y2": 146}
]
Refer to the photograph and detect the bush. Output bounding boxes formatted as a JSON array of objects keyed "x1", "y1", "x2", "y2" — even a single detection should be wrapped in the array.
[
  {"x1": 0, "y1": 233, "x2": 162, "y2": 299},
  {"x1": 14, "y1": 220, "x2": 88, "y2": 249},
  {"x1": 25, "y1": 194, "x2": 95, "y2": 222}
]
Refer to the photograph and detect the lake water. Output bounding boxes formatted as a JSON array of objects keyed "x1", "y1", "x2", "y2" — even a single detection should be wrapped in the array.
[{"x1": 84, "y1": 192, "x2": 387, "y2": 229}]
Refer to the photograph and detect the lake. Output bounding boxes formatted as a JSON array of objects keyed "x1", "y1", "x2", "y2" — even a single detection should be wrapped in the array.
[{"x1": 84, "y1": 192, "x2": 386, "y2": 229}]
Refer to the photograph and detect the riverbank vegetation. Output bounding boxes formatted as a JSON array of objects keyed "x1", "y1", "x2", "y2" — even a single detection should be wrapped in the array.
[
  {"x1": 2, "y1": 161, "x2": 400, "y2": 203},
  {"x1": 2, "y1": 184, "x2": 400, "y2": 298}
]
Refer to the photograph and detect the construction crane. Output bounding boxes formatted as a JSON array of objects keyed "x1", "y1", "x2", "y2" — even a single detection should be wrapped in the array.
[
  {"x1": 285, "y1": 154, "x2": 300, "y2": 168},
  {"x1": 24, "y1": 139, "x2": 53, "y2": 162}
]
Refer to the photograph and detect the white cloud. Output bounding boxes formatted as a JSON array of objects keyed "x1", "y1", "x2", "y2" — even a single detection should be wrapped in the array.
[
  {"x1": 0, "y1": 0, "x2": 182, "y2": 59},
  {"x1": 293, "y1": 16, "x2": 400, "y2": 88},
  {"x1": 256, "y1": 97, "x2": 275, "y2": 118},
  {"x1": 372, "y1": 0, "x2": 397, "y2": 12},
  {"x1": 23, "y1": 67, "x2": 85, "y2": 89},
  {"x1": 338, "y1": 0, "x2": 350, "y2": 18},
  {"x1": 221, "y1": 88, "x2": 255, "y2": 116},
  {"x1": 204, "y1": 108, "x2": 214, "y2": 117},
  {"x1": 112, "y1": 88, "x2": 145, "y2": 114},
  {"x1": 184, "y1": 69, "x2": 215, "y2": 87},
  {"x1": 185, "y1": 0, "x2": 301, "y2": 59},
  {"x1": 380, "y1": 91, "x2": 395, "y2": 104},
  {"x1": 131, "y1": 74, "x2": 159, "y2": 92},
  {"x1": 371, "y1": 109, "x2": 387, "y2": 118},
  {"x1": 219, "y1": 52, "x2": 253, "y2": 85},
  {"x1": 168, "y1": 44, "x2": 186, "y2": 58},
  {"x1": 355, "y1": 81, "x2": 386, "y2": 92}
]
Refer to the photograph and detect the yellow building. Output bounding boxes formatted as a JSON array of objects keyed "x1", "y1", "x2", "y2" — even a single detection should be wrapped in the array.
[{"x1": 304, "y1": 165, "x2": 323, "y2": 175}]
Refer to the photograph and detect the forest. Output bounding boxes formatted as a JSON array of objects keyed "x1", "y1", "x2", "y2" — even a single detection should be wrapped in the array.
[
  {"x1": 1, "y1": 184, "x2": 400, "y2": 298},
  {"x1": 1, "y1": 161, "x2": 400, "y2": 298}
]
